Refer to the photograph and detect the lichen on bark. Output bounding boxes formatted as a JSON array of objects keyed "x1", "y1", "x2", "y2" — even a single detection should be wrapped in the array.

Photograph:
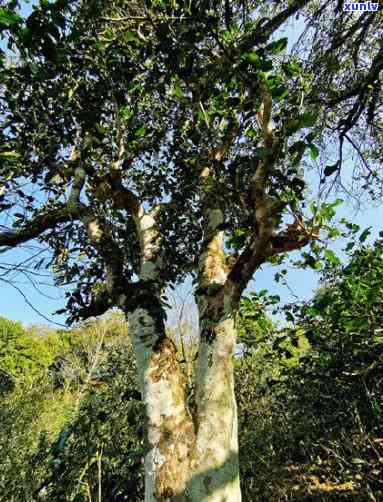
[{"x1": 130, "y1": 304, "x2": 196, "y2": 501}]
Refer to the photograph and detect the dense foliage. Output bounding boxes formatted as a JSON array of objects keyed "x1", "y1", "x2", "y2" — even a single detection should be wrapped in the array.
[
  {"x1": 0, "y1": 316, "x2": 60, "y2": 393},
  {"x1": 0, "y1": 0, "x2": 382, "y2": 318},
  {"x1": 238, "y1": 240, "x2": 383, "y2": 500}
]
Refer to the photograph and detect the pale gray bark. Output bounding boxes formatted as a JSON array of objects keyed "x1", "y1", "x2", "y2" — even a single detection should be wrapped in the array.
[
  {"x1": 187, "y1": 160, "x2": 242, "y2": 501},
  {"x1": 189, "y1": 309, "x2": 241, "y2": 501},
  {"x1": 129, "y1": 303, "x2": 195, "y2": 501},
  {"x1": 129, "y1": 207, "x2": 196, "y2": 501}
]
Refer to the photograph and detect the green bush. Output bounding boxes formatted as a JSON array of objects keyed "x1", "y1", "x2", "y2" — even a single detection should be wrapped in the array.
[{"x1": 237, "y1": 241, "x2": 383, "y2": 500}]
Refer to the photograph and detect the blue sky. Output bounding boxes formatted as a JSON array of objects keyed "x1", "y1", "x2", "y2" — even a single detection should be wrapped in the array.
[{"x1": 1, "y1": 2, "x2": 382, "y2": 328}]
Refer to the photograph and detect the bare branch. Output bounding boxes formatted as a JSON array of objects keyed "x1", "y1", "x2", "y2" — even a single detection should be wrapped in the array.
[
  {"x1": 319, "y1": 40, "x2": 383, "y2": 107},
  {"x1": 0, "y1": 277, "x2": 67, "y2": 327},
  {"x1": 250, "y1": 84, "x2": 281, "y2": 236}
]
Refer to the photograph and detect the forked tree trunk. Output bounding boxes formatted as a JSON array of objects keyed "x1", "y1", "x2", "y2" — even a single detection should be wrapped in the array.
[
  {"x1": 129, "y1": 288, "x2": 241, "y2": 502},
  {"x1": 129, "y1": 293, "x2": 196, "y2": 501},
  {"x1": 129, "y1": 201, "x2": 241, "y2": 500}
]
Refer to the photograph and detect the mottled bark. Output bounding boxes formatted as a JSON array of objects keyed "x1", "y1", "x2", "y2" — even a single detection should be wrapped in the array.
[
  {"x1": 129, "y1": 298, "x2": 196, "y2": 501},
  {"x1": 191, "y1": 186, "x2": 242, "y2": 499},
  {"x1": 189, "y1": 292, "x2": 241, "y2": 501},
  {"x1": 186, "y1": 155, "x2": 242, "y2": 500},
  {"x1": 128, "y1": 207, "x2": 196, "y2": 501}
]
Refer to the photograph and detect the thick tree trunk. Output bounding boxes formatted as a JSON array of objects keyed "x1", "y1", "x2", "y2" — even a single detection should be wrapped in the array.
[
  {"x1": 128, "y1": 207, "x2": 196, "y2": 501},
  {"x1": 185, "y1": 161, "x2": 242, "y2": 500},
  {"x1": 129, "y1": 289, "x2": 241, "y2": 502},
  {"x1": 188, "y1": 287, "x2": 241, "y2": 501},
  {"x1": 129, "y1": 295, "x2": 196, "y2": 501}
]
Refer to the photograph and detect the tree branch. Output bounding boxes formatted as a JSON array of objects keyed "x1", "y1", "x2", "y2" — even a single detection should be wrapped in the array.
[
  {"x1": 0, "y1": 276, "x2": 67, "y2": 327},
  {"x1": 319, "y1": 40, "x2": 383, "y2": 107},
  {"x1": 73, "y1": 279, "x2": 149, "y2": 322},
  {"x1": 227, "y1": 240, "x2": 265, "y2": 288},
  {"x1": 0, "y1": 204, "x2": 89, "y2": 250},
  {"x1": 249, "y1": 84, "x2": 281, "y2": 237},
  {"x1": 268, "y1": 224, "x2": 317, "y2": 255},
  {"x1": 75, "y1": 292, "x2": 113, "y2": 321},
  {"x1": 83, "y1": 216, "x2": 126, "y2": 296},
  {"x1": 227, "y1": 85, "x2": 296, "y2": 289}
]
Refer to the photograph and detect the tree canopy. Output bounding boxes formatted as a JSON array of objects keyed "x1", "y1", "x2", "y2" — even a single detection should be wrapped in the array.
[{"x1": 0, "y1": 0, "x2": 382, "y2": 320}]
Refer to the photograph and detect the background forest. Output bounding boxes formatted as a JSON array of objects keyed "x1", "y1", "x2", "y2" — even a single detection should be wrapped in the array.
[{"x1": 1, "y1": 239, "x2": 382, "y2": 501}]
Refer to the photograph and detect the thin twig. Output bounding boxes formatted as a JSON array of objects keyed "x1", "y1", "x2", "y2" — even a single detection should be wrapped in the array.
[{"x1": 0, "y1": 277, "x2": 67, "y2": 327}]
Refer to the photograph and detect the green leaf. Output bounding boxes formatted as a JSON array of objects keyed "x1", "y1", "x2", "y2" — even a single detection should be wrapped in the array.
[
  {"x1": 0, "y1": 151, "x2": 20, "y2": 158},
  {"x1": 351, "y1": 458, "x2": 365, "y2": 465},
  {"x1": 359, "y1": 227, "x2": 372, "y2": 243},
  {"x1": 306, "y1": 306, "x2": 320, "y2": 317},
  {"x1": 172, "y1": 85, "x2": 184, "y2": 99},
  {"x1": 135, "y1": 125, "x2": 146, "y2": 137},
  {"x1": 124, "y1": 31, "x2": 139, "y2": 43},
  {"x1": 268, "y1": 294, "x2": 281, "y2": 304},
  {"x1": 120, "y1": 106, "x2": 133, "y2": 121},
  {"x1": 289, "y1": 141, "x2": 306, "y2": 164},
  {"x1": 345, "y1": 242, "x2": 355, "y2": 252},
  {"x1": 265, "y1": 37, "x2": 288, "y2": 54},
  {"x1": 304, "y1": 254, "x2": 321, "y2": 269},
  {"x1": 324, "y1": 249, "x2": 341, "y2": 266},
  {"x1": 18, "y1": 27, "x2": 33, "y2": 46},
  {"x1": 241, "y1": 51, "x2": 260, "y2": 64},
  {"x1": 285, "y1": 311, "x2": 295, "y2": 322},
  {"x1": 330, "y1": 198, "x2": 343, "y2": 209},
  {"x1": 95, "y1": 123, "x2": 107, "y2": 135},
  {"x1": 228, "y1": 228, "x2": 247, "y2": 250},
  {"x1": 298, "y1": 112, "x2": 316, "y2": 128},
  {"x1": 327, "y1": 227, "x2": 341, "y2": 239},
  {"x1": 308, "y1": 143, "x2": 319, "y2": 160},
  {"x1": 259, "y1": 58, "x2": 273, "y2": 72},
  {"x1": 309, "y1": 201, "x2": 317, "y2": 214},
  {"x1": 289, "y1": 141, "x2": 306, "y2": 153},
  {"x1": 272, "y1": 84, "x2": 289, "y2": 101},
  {"x1": 0, "y1": 8, "x2": 22, "y2": 27},
  {"x1": 245, "y1": 128, "x2": 257, "y2": 138},
  {"x1": 282, "y1": 60, "x2": 302, "y2": 77}
]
